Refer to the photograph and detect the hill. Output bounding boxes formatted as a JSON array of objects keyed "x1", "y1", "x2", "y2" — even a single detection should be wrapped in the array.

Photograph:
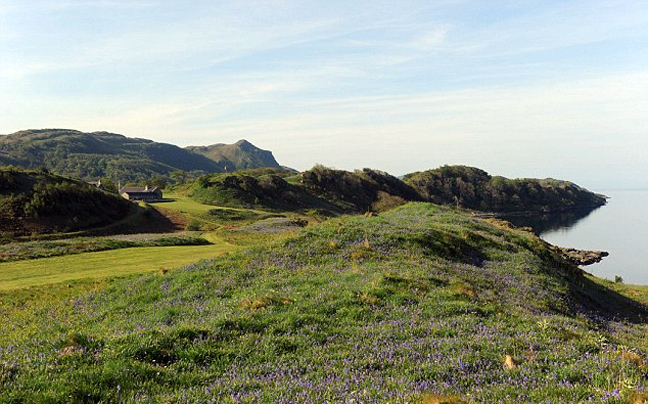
[
  {"x1": 0, "y1": 167, "x2": 133, "y2": 238},
  {"x1": 1, "y1": 203, "x2": 645, "y2": 402},
  {"x1": 0, "y1": 129, "x2": 282, "y2": 183},
  {"x1": 187, "y1": 165, "x2": 606, "y2": 217},
  {"x1": 188, "y1": 168, "x2": 339, "y2": 212},
  {"x1": 186, "y1": 139, "x2": 280, "y2": 171},
  {"x1": 403, "y1": 165, "x2": 607, "y2": 213},
  {"x1": 187, "y1": 167, "x2": 422, "y2": 214}
]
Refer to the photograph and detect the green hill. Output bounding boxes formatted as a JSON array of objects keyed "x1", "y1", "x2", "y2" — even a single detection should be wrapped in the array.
[
  {"x1": 188, "y1": 167, "x2": 422, "y2": 214},
  {"x1": 0, "y1": 167, "x2": 133, "y2": 238},
  {"x1": 189, "y1": 168, "x2": 338, "y2": 212},
  {"x1": 299, "y1": 166, "x2": 424, "y2": 212},
  {"x1": 403, "y1": 165, "x2": 607, "y2": 213},
  {"x1": 187, "y1": 165, "x2": 606, "y2": 217},
  {"x1": 1, "y1": 203, "x2": 645, "y2": 402},
  {"x1": 0, "y1": 129, "x2": 282, "y2": 183}
]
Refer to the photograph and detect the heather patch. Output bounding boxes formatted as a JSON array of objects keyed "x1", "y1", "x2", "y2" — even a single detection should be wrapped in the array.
[{"x1": 0, "y1": 203, "x2": 646, "y2": 403}]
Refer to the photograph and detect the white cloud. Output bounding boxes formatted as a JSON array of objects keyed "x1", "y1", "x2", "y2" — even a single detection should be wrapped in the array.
[
  {"x1": 406, "y1": 25, "x2": 452, "y2": 50},
  {"x1": 2, "y1": 0, "x2": 648, "y2": 187}
]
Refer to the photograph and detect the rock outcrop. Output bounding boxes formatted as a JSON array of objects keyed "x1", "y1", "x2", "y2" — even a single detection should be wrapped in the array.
[{"x1": 558, "y1": 247, "x2": 609, "y2": 266}]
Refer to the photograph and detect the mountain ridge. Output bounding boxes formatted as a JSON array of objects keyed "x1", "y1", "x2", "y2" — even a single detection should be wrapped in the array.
[
  {"x1": 0, "y1": 129, "x2": 282, "y2": 183},
  {"x1": 186, "y1": 139, "x2": 279, "y2": 171}
]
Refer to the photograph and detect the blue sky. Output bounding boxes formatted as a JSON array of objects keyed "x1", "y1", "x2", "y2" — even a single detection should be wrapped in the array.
[{"x1": 1, "y1": 0, "x2": 647, "y2": 189}]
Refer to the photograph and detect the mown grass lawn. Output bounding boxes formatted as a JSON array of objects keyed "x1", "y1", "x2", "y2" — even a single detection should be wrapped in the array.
[
  {"x1": 152, "y1": 192, "x2": 271, "y2": 215},
  {"x1": 0, "y1": 243, "x2": 235, "y2": 291},
  {"x1": 152, "y1": 192, "x2": 215, "y2": 215}
]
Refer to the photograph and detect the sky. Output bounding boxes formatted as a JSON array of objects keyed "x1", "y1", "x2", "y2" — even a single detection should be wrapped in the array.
[{"x1": 1, "y1": 0, "x2": 647, "y2": 190}]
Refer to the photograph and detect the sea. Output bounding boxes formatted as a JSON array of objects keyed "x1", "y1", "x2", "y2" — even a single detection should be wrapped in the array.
[{"x1": 507, "y1": 190, "x2": 648, "y2": 285}]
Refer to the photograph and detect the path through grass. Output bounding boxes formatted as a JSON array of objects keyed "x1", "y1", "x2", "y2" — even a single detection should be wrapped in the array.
[{"x1": 0, "y1": 243, "x2": 235, "y2": 291}]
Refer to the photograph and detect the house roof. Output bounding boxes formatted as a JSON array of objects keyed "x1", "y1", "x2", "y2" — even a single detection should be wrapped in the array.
[{"x1": 119, "y1": 186, "x2": 160, "y2": 194}]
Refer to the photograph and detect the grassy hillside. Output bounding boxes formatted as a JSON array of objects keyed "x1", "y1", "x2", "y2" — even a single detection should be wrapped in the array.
[
  {"x1": 0, "y1": 167, "x2": 132, "y2": 238},
  {"x1": 1, "y1": 203, "x2": 645, "y2": 403},
  {"x1": 187, "y1": 165, "x2": 606, "y2": 218},
  {"x1": 188, "y1": 168, "x2": 340, "y2": 213},
  {"x1": 0, "y1": 130, "x2": 282, "y2": 183},
  {"x1": 188, "y1": 167, "x2": 423, "y2": 215},
  {"x1": 404, "y1": 165, "x2": 607, "y2": 213},
  {"x1": 300, "y1": 166, "x2": 424, "y2": 212}
]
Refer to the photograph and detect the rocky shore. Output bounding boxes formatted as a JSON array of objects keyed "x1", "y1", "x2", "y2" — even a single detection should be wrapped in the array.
[{"x1": 557, "y1": 247, "x2": 609, "y2": 266}]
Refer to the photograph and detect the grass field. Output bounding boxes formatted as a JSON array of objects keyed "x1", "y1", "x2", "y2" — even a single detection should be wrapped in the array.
[
  {"x1": 152, "y1": 192, "x2": 271, "y2": 215},
  {"x1": 151, "y1": 192, "x2": 295, "y2": 232},
  {"x1": 152, "y1": 192, "x2": 216, "y2": 215},
  {"x1": 0, "y1": 243, "x2": 235, "y2": 291}
]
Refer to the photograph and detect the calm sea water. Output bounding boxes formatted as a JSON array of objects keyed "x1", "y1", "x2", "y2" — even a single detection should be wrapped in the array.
[{"x1": 514, "y1": 190, "x2": 648, "y2": 285}]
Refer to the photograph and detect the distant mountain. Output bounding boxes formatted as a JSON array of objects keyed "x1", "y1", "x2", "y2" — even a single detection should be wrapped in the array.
[
  {"x1": 0, "y1": 129, "x2": 282, "y2": 183},
  {"x1": 186, "y1": 139, "x2": 280, "y2": 172}
]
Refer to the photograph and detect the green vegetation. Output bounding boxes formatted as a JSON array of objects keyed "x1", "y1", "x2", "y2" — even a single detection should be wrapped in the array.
[
  {"x1": 0, "y1": 130, "x2": 638, "y2": 402},
  {"x1": 0, "y1": 129, "x2": 280, "y2": 183},
  {"x1": 0, "y1": 166, "x2": 132, "y2": 237},
  {"x1": 188, "y1": 166, "x2": 422, "y2": 214},
  {"x1": 189, "y1": 168, "x2": 331, "y2": 212},
  {"x1": 300, "y1": 166, "x2": 423, "y2": 212},
  {"x1": 150, "y1": 191, "x2": 305, "y2": 236},
  {"x1": 404, "y1": 165, "x2": 607, "y2": 213},
  {"x1": 1, "y1": 203, "x2": 645, "y2": 403},
  {"x1": 0, "y1": 243, "x2": 233, "y2": 291},
  {"x1": 187, "y1": 165, "x2": 606, "y2": 217},
  {"x1": 0, "y1": 235, "x2": 210, "y2": 263},
  {"x1": 590, "y1": 275, "x2": 648, "y2": 306},
  {"x1": 0, "y1": 129, "x2": 607, "y2": 217},
  {"x1": 151, "y1": 192, "x2": 217, "y2": 215}
]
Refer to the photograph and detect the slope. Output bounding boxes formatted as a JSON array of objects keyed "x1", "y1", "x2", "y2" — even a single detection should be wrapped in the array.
[
  {"x1": 0, "y1": 166, "x2": 133, "y2": 237},
  {"x1": 1, "y1": 203, "x2": 645, "y2": 403},
  {"x1": 187, "y1": 165, "x2": 606, "y2": 217}
]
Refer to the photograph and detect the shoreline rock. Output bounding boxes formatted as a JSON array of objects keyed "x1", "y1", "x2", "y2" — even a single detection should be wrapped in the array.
[{"x1": 557, "y1": 247, "x2": 609, "y2": 266}]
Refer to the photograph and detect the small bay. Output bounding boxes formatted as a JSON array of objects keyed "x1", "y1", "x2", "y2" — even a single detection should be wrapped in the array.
[{"x1": 509, "y1": 190, "x2": 648, "y2": 285}]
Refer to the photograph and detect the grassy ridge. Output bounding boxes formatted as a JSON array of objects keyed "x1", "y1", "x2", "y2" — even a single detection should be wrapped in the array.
[
  {"x1": 186, "y1": 165, "x2": 607, "y2": 217},
  {"x1": 403, "y1": 165, "x2": 607, "y2": 213},
  {"x1": 1, "y1": 203, "x2": 646, "y2": 403},
  {"x1": 0, "y1": 129, "x2": 281, "y2": 183}
]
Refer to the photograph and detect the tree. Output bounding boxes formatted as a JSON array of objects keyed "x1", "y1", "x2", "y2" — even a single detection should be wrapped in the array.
[
  {"x1": 99, "y1": 178, "x2": 118, "y2": 193},
  {"x1": 150, "y1": 176, "x2": 168, "y2": 190},
  {"x1": 171, "y1": 170, "x2": 187, "y2": 185}
]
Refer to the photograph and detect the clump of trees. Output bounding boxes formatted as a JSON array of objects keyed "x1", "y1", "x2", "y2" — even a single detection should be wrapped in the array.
[
  {"x1": 403, "y1": 165, "x2": 607, "y2": 213},
  {"x1": 300, "y1": 166, "x2": 421, "y2": 213},
  {"x1": 0, "y1": 167, "x2": 132, "y2": 236},
  {"x1": 190, "y1": 168, "x2": 329, "y2": 212},
  {"x1": 186, "y1": 165, "x2": 606, "y2": 216}
]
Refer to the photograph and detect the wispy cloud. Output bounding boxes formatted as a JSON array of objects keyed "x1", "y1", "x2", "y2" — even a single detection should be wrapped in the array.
[{"x1": 2, "y1": 0, "x2": 648, "y2": 187}]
